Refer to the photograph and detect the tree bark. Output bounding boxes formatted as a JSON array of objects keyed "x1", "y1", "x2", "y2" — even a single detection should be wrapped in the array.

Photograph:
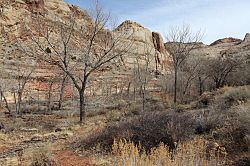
[
  {"x1": 13, "y1": 92, "x2": 17, "y2": 113},
  {"x1": 0, "y1": 91, "x2": 11, "y2": 112},
  {"x1": 127, "y1": 82, "x2": 131, "y2": 97},
  {"x1": 199, "y1": 76, "x2": 203, "y2": 96},
  {"x1": 142, "y1": 85, "x2": 146, "y2": 111},
  {"x1": 0, "y1": 88, "x2": 2, "y2": 108},
  {"x1": 17, "y1": 91, "x2": 22, "y2": 114},
  {"x1": 79, "y1": 90, "x2": 85, "y2": 123},
  {"x1": 47, "y1": 81, "x2": 53, "y2": 113},
  {"x1": 174, "y1": 69, "x2": 178, "y2": 103},
  {"x1": 58, "y1": 75, "x2": 67, "y2": 110}
]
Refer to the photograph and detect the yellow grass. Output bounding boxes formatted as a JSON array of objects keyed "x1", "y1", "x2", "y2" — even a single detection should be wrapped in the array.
[{"x1": 111, "y1": 138, "x2": 226, "y2": 166}]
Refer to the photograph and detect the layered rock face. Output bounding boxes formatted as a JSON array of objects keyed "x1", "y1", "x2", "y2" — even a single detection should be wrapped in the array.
[
  {"x1": 0, "y1": 0, "x2": 93, "y2": 101},
  {"x1": 0, "y1": 0, "x2": 91, "y2": 41},
  {"x1": 115, "y1": 20, "x2": 169, "y2": 72},
  {"x1": 0, "y1": 1, "x2": 168, "y2": 72},
  {"x1": 0, "y1": 0, "x2": 170, "y2": 101}
]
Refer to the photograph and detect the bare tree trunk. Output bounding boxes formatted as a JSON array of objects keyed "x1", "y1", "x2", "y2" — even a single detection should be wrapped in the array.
[
  {"x1": 47, "y1": 81, "x2": 53, "y2": 113},
  {"x1": 79, "y1": 90, "x2": 85, "y2": 123},
  {"x1": 142, "y1": 85, "x2": 146, "y2": 111},
  {"x1": 58, "y1": 75, "x2": 67, "y2": 110},
  {"x1": 0, "y1": 88, "x2": 2, "y2": 108},
  {"x1": 133, "y1": 87, "x2": 136, "y2": 101},
  {"x1": 127, "y1": 82, "x2": 131, "y2": 97},
  {"x1": 115, "y1": 84, "x2": 118, "y2": 95},
  {"x1": 0, "y1": 91, "x2": 11, "y2": 112},
  {"x1": 198, "y1": 76, "x2": 203, "y2": 96},
  {"x1": 13, "y1": 92, "x2": 18, "y2": 113},
  {"x1": 17, "y1": 91, "x2": 22, "y2": 114},
  {"x1": 174, "y1": 69, "x2": 177, "y2": 104}
]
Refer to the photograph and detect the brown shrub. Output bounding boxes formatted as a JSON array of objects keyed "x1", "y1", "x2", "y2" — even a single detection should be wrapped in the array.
[{"x1": 75, "y1": 111, "x2": 196, "y2": 153}]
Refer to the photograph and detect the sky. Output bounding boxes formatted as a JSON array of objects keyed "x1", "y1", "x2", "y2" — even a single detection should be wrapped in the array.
[{"x1": 65, "y1": 0, "x2": 250, "y2": 44}]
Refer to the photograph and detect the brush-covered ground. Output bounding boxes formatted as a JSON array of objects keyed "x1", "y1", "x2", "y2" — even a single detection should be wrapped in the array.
[{"x1": 0, "y1": 86, "x2": 249, "y2": 166}]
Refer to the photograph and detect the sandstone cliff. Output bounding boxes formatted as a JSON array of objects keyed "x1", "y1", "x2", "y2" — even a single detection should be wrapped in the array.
[
  {"x1": 115, "y1": 20, "x2": 169, "y2": 72},
  {"x1": 0, "y1": 0, "x2": 170, "y2": 100}
]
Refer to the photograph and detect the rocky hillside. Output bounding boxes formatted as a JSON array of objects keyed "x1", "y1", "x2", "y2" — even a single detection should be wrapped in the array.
[
  {"x1": 190, "y1": 34, "x2": 250, "y2": 60},
  {"x1": 0, "y1": 1, "x2": 170, "y2": 87}
]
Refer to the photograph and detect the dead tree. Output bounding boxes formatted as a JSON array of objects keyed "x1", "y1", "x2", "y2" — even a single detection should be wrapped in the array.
[
  {"x1": 206, "y1": 56, "x2": 241, "y2": 89},
  {"x1": 165, "y1": 25, "x2": 202, "y2": 103},
  {"x1": 29, "y1": 2, "x2": 132, "y2": 122},
  {"x1": 0, "y1": 85, "x2": 11, "y2": 113},
  {"x1": 0, "y1": 75, "x2": 15, "y2": 113},
  {"x1": 133, "y1": 43, "x2": 153, "y2": 111},
  {"x1": 12, "y1": 64, "x2": 35, "y2": 114},
  {"x1": 58, "y1": 73, "x2": 67, "y2": 110}
]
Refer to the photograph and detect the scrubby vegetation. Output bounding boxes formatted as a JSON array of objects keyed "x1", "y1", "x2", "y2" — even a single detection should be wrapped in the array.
[{"x1": 70, "y1": 86, "x2": 250, "y2": 165}]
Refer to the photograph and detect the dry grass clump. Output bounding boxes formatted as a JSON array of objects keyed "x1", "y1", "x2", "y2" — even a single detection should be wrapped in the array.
[
  {"x1": 0, "y1": 131, "x2": 7, "y2": 141},
  {"x1": 111, "y1": 138, "x2": 226, "y2": 166},
  {"x1": 30, "y1": 146, "x2": 56, "y2": 166},
  {"x1": 215, "y1": 86, "x2": 250, "y2": 109},
  {"x1": 222, "y1": 86, "x2": 250, "y2": 104},
  {"x1": 197, "y1": 86, "x2": 250, "y2": 109}
]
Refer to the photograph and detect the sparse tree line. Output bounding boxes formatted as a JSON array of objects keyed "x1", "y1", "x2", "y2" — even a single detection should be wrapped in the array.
[{"x1": 0, "y1": 2, "x2": 249, "y2": 122}]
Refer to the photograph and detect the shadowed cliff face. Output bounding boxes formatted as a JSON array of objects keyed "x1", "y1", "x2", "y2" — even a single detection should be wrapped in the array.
[
  {"x1": 243, "y1": 33, "x2": 250, "y2": 43},
  {"x1": 152, "y1": 32, "x2": 166, "y2": 54}
]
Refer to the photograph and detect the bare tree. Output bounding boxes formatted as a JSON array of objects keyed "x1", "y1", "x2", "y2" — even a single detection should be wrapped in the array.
[
  {"x1": 133, "y1": 43, "x2": 153, "y2": 111},
  {"x1": 58, "y1": 73, "x2": 67, "y2": 110},
  {"x1": 165, "y1": 25, "x2": 202, "y2": 103},
  {"x1": 206, "y1": 56, "x2": 241, "y2": 89},
  {"x1": 28, "y1": 2, "x2": 132, "y2": 122},
  {"x1": 11, "y1": 63, "x2": 35, "y2": 114},
  {"x1": 0, "y1": 80, "x2": 11, "y2": 113}
]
